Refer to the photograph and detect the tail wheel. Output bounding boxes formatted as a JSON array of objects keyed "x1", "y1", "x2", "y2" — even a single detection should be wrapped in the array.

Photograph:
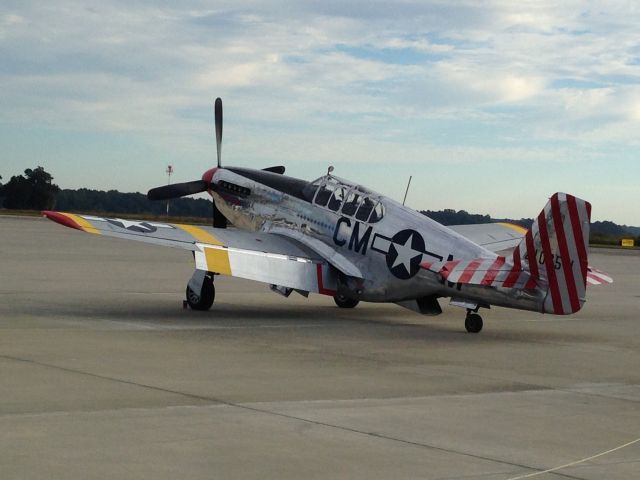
[
  {"x1": 186, "y1": 275, "x2": 215, "y2": 311},
  {"x1": 334, "y1": 294, "x2": 359, "y2": 309},
  {"x1": 465, "y1": 313, "x2": 483, "y2": 333}
]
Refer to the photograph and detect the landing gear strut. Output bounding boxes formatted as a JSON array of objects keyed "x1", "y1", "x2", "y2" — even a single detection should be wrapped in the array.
[
  {"x1": 334, "y1": 294, "x2": 359, "y2": 309},
  {"x1": 465, "y1": 310, "x2": 483, "y2": 333},
  {"x1": 186, "y1": 273, "x2": 215, "y2": 311}
]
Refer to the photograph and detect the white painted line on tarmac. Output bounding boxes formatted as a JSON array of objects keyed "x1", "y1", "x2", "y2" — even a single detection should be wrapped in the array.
[{"x1": 505, "y1": 437, "x2": 640, "y2": 479}]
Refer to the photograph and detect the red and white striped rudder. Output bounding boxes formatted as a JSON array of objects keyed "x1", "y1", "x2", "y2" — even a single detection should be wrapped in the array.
[{"x1": 515, "y1": 192, "x2": 591, "y2": 315}]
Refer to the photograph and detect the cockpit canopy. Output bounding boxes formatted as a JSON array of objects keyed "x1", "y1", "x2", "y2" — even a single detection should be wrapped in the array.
[{"x1": 303, "y1": 175, "x2": 385, "y2": 223}]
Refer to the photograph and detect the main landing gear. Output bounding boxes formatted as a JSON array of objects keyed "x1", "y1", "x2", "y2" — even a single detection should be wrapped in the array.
[
  {"x1": 334, "y1": 294, "x2": 359, "y2": 309},
  {"x1": 465, "y1": 310, "x2": 483, "y2": 333},
  {"x1": 185, "y1": 273, "x2": 215, "y2": 311}
]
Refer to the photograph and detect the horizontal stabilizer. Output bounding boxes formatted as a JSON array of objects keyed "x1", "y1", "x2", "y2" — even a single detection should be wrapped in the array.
[
  {"x1": 425, "y1": 193, "x2": 598, "y2": 316},
  {"x1": 421, "y1": 257, "x2": 536, "y2": 289},
  {"x1": 586, "y1": 267, "x2": 613, "y2": 285}
]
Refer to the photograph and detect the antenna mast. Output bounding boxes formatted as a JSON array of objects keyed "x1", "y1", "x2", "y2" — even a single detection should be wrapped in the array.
[{"x1": 402, "y1": 175, "x2": 412, "y2": 206}]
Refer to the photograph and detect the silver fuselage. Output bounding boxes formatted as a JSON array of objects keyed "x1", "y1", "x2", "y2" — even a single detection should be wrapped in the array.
[{"x1": 209, "y1": 168, "x2": 544, "y2": 312}]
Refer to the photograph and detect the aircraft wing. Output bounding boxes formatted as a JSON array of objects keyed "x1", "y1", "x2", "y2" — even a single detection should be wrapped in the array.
[
  {"x1": 447, "y1": 223, "x2": 527, "y2": 254},
  {"x1": 43, "y1": 211, "x2": 338, "y2": 296}
]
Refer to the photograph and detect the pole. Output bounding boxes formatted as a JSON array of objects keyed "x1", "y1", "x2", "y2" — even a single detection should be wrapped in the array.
[{"x1": 166, "y1": 165, "x2": 173, "y2": 216}]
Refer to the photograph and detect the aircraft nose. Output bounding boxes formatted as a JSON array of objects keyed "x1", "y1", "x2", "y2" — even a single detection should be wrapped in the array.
[{"x1": 202, "y1": 167, "x2": 218, "y2": 184}]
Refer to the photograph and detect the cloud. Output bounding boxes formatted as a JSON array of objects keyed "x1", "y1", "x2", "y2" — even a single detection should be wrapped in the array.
[
  {"x1": 2, "y1": 2, "x2": 638, "y2": 124},
  {"x1": 1, "y1": 1, "x2": 639, "y2": 222}
]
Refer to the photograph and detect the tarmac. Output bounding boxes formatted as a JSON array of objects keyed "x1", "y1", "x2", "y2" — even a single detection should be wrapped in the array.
[{"x1": 0, "y1": 215, "x2": 639, "y2": 479}]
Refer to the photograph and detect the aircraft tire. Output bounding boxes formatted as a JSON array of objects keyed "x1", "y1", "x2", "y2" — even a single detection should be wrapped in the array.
[
  {"x1": 186, "y1": 276, "x2": 215, "y2": 311},
  {"x1": 334, "y1": 294, "x2": 359, "y2": 309},
  {"x1": 465, "y1": 313, "x2": 483, "y2": 333}
]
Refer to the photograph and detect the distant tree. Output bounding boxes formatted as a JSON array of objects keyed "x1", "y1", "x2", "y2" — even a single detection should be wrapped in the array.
[
  {"x1": 2, "y1": 166, "x2": 60, "y2": 210},
  {"x1": 421, "y1": 209, "x2": 492, "y2": 226},
  {"x1": 590, "y1": 220, "x2": 626, "y2": 236},
  {"x1": 55, "y1": 188, "x2": 212, "y2": 218},
  {"x1": 2, "y1": 174, "x2": 31, "y2": 209},
  {"x1": 26, "y1": 167, "x2": 60, "y2": 210}
]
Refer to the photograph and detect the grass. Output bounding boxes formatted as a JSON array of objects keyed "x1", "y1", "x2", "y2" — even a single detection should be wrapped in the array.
[
  {"x1": 590, "y1": 243, "x2": 639, "y2": 250},
  {"x1": 0, "y1": 209, "x2": 41, "y2": 217}
]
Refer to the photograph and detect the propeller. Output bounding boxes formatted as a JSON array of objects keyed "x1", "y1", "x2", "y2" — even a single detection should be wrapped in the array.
[
  {"x1": 147, "y1": 180, "x2": 208, "y2": 201},
  {"x1": 146, "y1": 98, "x2": 228, "y2": 228},
  {"x1": 212, "y1": 203, "x2": 227, "y2": 228},
  {"x1": 215, "y1": 97, "x2": 223, "y2": 168},
  {"x1": 147, "y1": 97, "x2": 275, "y2": 230},
  {"x1": 212, "y1": 97, "x2": 227, "y2": 228}
]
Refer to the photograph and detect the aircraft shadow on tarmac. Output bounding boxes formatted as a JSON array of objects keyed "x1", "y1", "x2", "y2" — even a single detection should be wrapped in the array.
[{"x1": 31, "y1": 298, "x2": 599, "y2": 346}]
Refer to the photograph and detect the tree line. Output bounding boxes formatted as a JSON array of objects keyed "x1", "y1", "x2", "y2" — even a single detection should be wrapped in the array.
[
  {"x1": 419, "y1": 209, "x2": 639, "y2": 246},
  {"x1": 0, "y1": 166, "x2": 211, "y2": 218},
  {"x1": 1, "y1": 166, "x2": 638, "y2": 245}
]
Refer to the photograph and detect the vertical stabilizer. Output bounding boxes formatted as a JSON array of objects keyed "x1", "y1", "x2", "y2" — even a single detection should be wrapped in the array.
[{"x1": 512, "y1": 193, "x2": 591, "y2": 314}]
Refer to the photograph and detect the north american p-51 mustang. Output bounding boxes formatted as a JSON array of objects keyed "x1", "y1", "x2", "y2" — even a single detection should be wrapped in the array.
[{"x1": 44, "y1": 98, "x2": 612, "y2": 333}]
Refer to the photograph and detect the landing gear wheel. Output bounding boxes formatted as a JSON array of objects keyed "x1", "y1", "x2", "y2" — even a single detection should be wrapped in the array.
[
  {"x1": 465, "y1": 313, "x2": 483, "y2": 333},
  {"x1": 334, "y1": 294, "x2": 359, "y2": 309},
  {"x1": 186, "y1": 275, "x2": 215, "y2": 311}
]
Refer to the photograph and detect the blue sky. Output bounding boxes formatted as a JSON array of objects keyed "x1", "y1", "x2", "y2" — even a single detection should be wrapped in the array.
[{"x1": 1, "y1": 1, "x2": 638, "y2": 224}]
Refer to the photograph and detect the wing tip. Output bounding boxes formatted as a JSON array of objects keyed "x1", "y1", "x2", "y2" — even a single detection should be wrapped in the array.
[
  {"x1": 496, "y1": 222, "x2": 529, "y2": 235},
  {"x1": 42, "y1": 211, "x2": 83, "y2": 231}
]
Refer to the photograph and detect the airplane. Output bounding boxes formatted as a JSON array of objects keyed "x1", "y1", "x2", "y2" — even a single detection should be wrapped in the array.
[{"x1": 43, "y1": 98, "x2": 613, "y2": 333}]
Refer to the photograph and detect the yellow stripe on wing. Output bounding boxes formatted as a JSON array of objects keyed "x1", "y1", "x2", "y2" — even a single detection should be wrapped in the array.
[
  {"x1": 204, "y1": 247, "x2": 232, "y2": 276},
  {"x1": 176, "y1": 224, "x2": 232, "y2": 275},
  {"x1": 175, "y1": 224, "x2": 224, "y2": 246},
  {"x1": 64, "y1": 213, "x2": 101, "y2": 235},
  {"x1": 497, "y1": 222, "x2": 528, "y2": 235}
]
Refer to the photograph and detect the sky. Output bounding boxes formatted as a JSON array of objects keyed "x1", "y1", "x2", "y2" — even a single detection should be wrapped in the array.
[{"x1": 1, "y1": 1, "x2": 638, "y2": 225}]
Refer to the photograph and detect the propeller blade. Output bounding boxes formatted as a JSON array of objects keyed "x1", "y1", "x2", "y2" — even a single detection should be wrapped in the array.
[
  {"x1": 262, "y1": 166, "x2": 285, "y2": 174},
  {"x1": 147, "y1": 180, "x2": 208, "y2": 201},
  {"x1": 213, "y1": 200, "x2": 227, "y2": 228},
  {"x1": 215, "y1": 97, "x2": 223, "y2": 168}
]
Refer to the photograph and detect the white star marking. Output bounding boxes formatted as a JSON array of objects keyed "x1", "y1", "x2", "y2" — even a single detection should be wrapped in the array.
[
  {"x1": 113, "y1": 219, "x2": 147, "y2": 229},
  {"x1": 111, "y1": 219, "x2": 173, "y2": 229},
  {"x1": 81, "y1": 216, "x2": 174, "y2": 230},
  {"x1": 391, "y1": 234, "x2": 423, "y2": 272}
]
